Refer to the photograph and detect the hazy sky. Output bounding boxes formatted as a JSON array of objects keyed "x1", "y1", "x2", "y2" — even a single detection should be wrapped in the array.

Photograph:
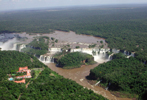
[{"x1": 0, "y1": 0, "x2": 147, "y2": 11}]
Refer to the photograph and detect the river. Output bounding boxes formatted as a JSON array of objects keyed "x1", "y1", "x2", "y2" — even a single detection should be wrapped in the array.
[
  {"x1": 46, "y1": 63, "x2": 131, "y2": 100},
  {"x1": 15, "y1": 30, "x2": 131, "y2": 99},
  {"x1": 17, "y1": 31, "x2": 108, "y2": 49}
]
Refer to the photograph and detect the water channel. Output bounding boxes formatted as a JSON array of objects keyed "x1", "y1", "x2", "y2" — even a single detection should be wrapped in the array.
[
  {"x1": 13, "y1": 31, "x2": 132, "y2": 100},
  {"x1": 46, "y1": 63, "x2": 131, "y2": 100}
]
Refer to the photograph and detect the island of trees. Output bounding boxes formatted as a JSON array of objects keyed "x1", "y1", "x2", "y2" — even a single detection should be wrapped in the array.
[{"x1": 54, "y1": 52, "x2": 96, "y2": 69}]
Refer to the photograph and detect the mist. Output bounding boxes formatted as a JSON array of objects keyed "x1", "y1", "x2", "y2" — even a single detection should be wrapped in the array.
[{"x1": 0, "y1": 38, "x2": 19, "y2": 51}]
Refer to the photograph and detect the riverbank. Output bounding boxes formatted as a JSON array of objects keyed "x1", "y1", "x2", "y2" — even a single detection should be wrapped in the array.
[{"x1": 46, "y1": 63, "x2": 131, "y2": 100}]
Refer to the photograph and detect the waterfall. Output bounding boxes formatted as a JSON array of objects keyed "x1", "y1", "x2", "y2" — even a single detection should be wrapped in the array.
[
  {"x1": 46, "y1": 56, "x2": 51, "y2": 63},
  {"x1": 127, "y1": 51, "x2": 130, "y2": 55},
  {"x1": 102, "y1": 52, "x2": 106, "y2": 58},
  {"x1": 51, "y1": 57, "x2": 54, "y2": 63},
  {"x1": 108, "y1": 55, "x2": 112, "y2": 60},
  {"x1": 44, "y1": 56, "x2": 47, "y2": 62},
  {"x1": 124, "y1": 50, "x2": 127, "y2": 55},
  {"x1": 105, "y1": 82, "x2": 111, "y2": 90},
  {"x1": 105, "y1": 87, "x2": 108, "y2": 90},
  {"x1": 39, "y1": 55, "x2": 54, "y2": 63},
  {"x1": 108, "y1": 55, "x2": 111, "y2": 59},
  {"x1": 131, "y1": 52, "x2": 135, "y2": 57},
  {"x1": 19, "y1": 44, "x2": 26, "y2": 52},
  {"x1": 95, "y1": 80, "x2": 102, "y2": 86},
  {"x1": 39, "y1": 55, "x2": 44, "y2": 62},
  {"x1": 12, "y1": 43, "x2": 17, "y2": 50}
]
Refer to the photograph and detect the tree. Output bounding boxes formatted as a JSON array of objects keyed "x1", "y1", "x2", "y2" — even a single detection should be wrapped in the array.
[
  {"x1": 55, "y1": 39, "x2": 58, "y2": 43},
  {"x1": 75, "y1": 46, "x2": 80, "y2": 49},
  {"x1": 100, "y1": 41, "x2": 103, "y2": 44}
]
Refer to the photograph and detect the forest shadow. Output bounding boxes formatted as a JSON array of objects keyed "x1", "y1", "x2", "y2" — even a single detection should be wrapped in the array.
[{"x1": 85, "y1": 74, "x2": 97, "y2": 80}]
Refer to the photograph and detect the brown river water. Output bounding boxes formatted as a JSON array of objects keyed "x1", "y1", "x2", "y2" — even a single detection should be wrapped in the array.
[
  {"x1": 17, "y1": 31, "x2": 131, "y2": 100},
  {"x1": 47, "y1": 63, "x2": 131, "y2": 100}
]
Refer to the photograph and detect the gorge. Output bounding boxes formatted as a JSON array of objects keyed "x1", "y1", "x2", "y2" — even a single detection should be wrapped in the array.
[{"x1": 0, "y1": 31, "x2": 136, "y2": 100}]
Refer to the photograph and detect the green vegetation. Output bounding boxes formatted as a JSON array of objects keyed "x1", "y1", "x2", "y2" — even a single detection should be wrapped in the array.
[
  {"x1": 92, "y1": 51, "x2": 96, "y2": 55},
  {"x1": 57, "y1": 52, "x2": 96, "y2": 69},
  {"x1": 0, "y1": 51, "x2": 46, "y2": 99},
  {"x1": 21, "y1": 36, "x2": 49, "y2": 56},
  {"x1": 55, "y1": 39, "x2": 58, "y2": 43},
  {"x1": 31, "y1": 68, "x2": 43, "y2": 79},
  {"x1": 90, "y1": 54, "x2": 147, "y2": 97},
  {"x1": 89, "y1": 44, "x2": 96, "y2": 48},
  {"x1": 100, "y1": 41, "x2": 103, "y2": 44},
  {"x1": 75, "y1": 46, "x2": 80, "y2": 48},
  {"x1": 20, "y1": 68, "x2": 107, "y2": 100},
  {"x1": 112, "y1": 53, "x2": 126, "y2": 59},
  {"x1": 0, "y1": 5, "x2": 147, "y2": 99},
  {"x1": 0, "y1": 6, "x2": 147, "y2": 59},
  {"x1": 0, "y1": 51, "x2": 107, "y2": 100},
  {"x1": 51, "y1": 37, "x2": 54, "y2": 40},
  {"x1": 0, "y1": 51, "x2": 46, "y2": 81},
  {"x1": 0, "y1": 81, "x2": 26, "y2": 100},
  {"x1": 106, "y1": 51, "x2": 113, "y2": 56},
  {"x1": 15, "y1": 72, "x2": 26, "y2": 76}
]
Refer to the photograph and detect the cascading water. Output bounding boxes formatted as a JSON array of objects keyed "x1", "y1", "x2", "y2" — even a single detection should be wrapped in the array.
[
  {"x1": 46, "y1": 56, "x2": 51, "y2": 63},
  {"x1": 39, "y1": 55, "x2": 44, "y2": 62},
  {"x1": 51, "y1": 57, "x2": 54, "y2": 63},
  {"x1": 44, "y1": 56, "x2": 47, "y2": 62},
  {"x1": 93, "y1": 50, "x2": 110, "y2": 63},
  {"x1": 19, "y1": 44, "x2": 26, "y2": 52},
  {"x1": 124, "y1": 50, "x2": 127, "y2": 55},
  {"x1": 127, "y1": 51, "x2": 130, "y2": 55},
  {"x1": 105, "y1": 82, "x2": 111, "y2": 90},
  {"x1": 12, "y1": 43, "x2": 17, "y2": 50},
  {"x1": 108, "y1": 55, "x2": 113, "y2": 60},
  {"x1": 39, "y1": 55, "x2": 54, "y2": 63}
]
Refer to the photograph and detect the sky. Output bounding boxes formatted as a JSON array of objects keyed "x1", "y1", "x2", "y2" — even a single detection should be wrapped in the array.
[{"x1": 0, "y1": 0, "x2": 147, "y2": 11}]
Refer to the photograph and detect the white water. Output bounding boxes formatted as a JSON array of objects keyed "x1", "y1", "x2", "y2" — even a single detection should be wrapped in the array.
[
  {"x1": 94, "y1": 54, "x2": 110, "y2": 63},
  {"x1": 0, "y1": 38, "x2": 19, "y2": 50},
  {"x1": 39, "y1": 55, "x2": 54, "y2": 63}
]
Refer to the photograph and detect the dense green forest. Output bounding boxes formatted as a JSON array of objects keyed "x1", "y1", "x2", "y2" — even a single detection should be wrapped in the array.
[
  {"x1": 20, "y1": 68, "x2": 107, "y2": 100},
  {"x1": 55, "y1": 52, "x2": 95, "y2": 68},
  {"x1": 0, "y1": 5, "x2": 147, "y2": 99},
  {"x1": 0, "y1": 51, "x2": 46, "y2": 81},
  {"x1": 21, "y1": 36, "x2": 49, "y2": 56},
  {"x1": 0, "y1": 51, "x2": 107, "y2": 100},
  {"x1": 89, "y1": 53, "x2": 147, "y2": 97},
  {"x1": 0, "y1": 51, "x2": 46, "y2": 99},
  {"x1": 0, "y1": 5, "x2": 147, "y2": 60}
]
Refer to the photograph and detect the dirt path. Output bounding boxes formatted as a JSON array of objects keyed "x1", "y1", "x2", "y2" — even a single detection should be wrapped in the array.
[
  {"x1": 17, "y1": 93, "x2": 22, "y2": 100},
  {"x1": 47, "y1": 63, "x2": 131, "y2": 100},
  {"x1": 26, "y1": 82, "x2": 30, "y2": 88}
]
